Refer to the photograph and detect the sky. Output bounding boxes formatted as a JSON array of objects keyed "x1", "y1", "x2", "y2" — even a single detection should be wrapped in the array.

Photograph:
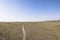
[{"x1": 0, "y1": 0, "x2": 60, "y2": 22}]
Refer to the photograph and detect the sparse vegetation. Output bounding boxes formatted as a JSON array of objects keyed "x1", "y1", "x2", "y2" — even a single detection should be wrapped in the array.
[{"x1": 0, "y1": 21, "x2": 60, "y2": 40}]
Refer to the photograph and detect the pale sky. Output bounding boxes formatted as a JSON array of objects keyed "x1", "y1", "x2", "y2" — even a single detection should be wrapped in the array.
[{"x1": 0, "y1": 0, "x2": 60, "y2": 22}]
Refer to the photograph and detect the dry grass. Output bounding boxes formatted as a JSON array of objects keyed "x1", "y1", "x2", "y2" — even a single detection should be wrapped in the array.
[{"x1": 0, "y1": 22, "x2": 60, "y2": 40}]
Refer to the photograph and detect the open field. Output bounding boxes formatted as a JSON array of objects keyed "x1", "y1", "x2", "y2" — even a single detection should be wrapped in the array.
[{"x1": 0, "y1": 21, "x2": 60, "y2": 40}]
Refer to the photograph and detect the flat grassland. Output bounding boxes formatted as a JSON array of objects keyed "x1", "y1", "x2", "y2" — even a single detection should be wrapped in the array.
[{"x1": 0, "y1": 21, "x2": 60, "y2": 40}]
